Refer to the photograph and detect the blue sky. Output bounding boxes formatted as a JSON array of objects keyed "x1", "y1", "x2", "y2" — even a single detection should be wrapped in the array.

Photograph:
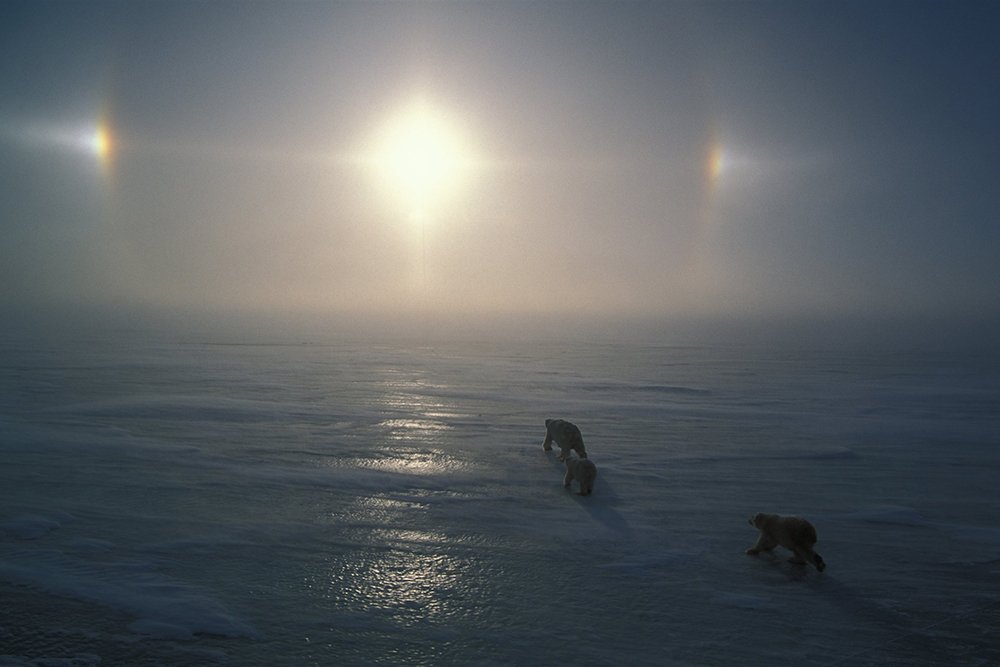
[{"x1": 2, "y1": 1, "x2": 998, "y2": 344}]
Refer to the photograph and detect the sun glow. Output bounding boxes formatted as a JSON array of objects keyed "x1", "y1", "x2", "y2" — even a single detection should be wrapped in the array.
[
  {"x1": 369, "y1": 101, "x2": 475, "y2": 215},
  {"x1": 706, "y1": 143, "x2": 729, "y2": 185},
  {"x1": 90, "y1": 121, "x2": 113, "y2": 168},
  {"x1": 15, "y1": 116, "x2": 115, "y2": 171},
  {"x1": 91, "y1": 125, "x2": 109, "y2": 159}
]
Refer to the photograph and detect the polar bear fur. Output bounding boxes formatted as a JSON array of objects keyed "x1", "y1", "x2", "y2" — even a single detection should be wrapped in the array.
[
  {"x1": 746, "y1": 512, "x2": 826, "y2": 571},
  {"x1": 543, "y1": 418, "x2": 588, "y2": 461},
  {"x1": 564, "y1": 457, "x2": 597, "y2": 496}
]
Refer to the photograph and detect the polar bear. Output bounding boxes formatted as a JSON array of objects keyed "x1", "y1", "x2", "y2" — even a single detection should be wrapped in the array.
[
  {"x1": 746, "y1": 512, "x2": 826, "y2": 571},
  {"x1": 564, "y1": 456, "x2": 597, "y2": 496},
  {"x1": 542, "y1": 418, "x2": 587, "y2": 461}
]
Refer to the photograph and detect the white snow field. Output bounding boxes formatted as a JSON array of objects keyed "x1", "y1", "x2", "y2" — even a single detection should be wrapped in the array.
[{"x1": 2, "y1": 337, "x2": 999, "y2": 665}]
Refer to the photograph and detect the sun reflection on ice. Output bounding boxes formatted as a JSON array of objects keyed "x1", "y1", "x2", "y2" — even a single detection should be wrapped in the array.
[
  {"x1": 316, "y1": 370, "x2": 472, "y2": 476},
  {"x1": 335, "y1": 547, "x2": 464, "y2": 623},
  {"x1": 348, "y1": 446, "x2": 469, "y2": 475},
  {"x1": 353, "y1": 368, "x2": 472, "y2": 474},
  {"x1": 307, "y1": 369, "x2": 482, "y2": 624},
  {"x1": 316, "y1": 494, "x2": 476, "y2": 627}
]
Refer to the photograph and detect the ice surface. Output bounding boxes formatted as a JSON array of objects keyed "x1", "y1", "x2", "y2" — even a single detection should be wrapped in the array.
[
  {"x1": 1, "y1": 338, "x2": 999, "y2": 664},
  {"x1": 1, "y1": 515, "x2": 66, "y2": 541}
]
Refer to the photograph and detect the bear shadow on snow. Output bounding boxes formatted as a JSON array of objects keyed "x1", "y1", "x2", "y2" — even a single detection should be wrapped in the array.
[
  {"x1": 745, "y1": 549, "x2": 817, "y2": 583},
  {"x1": 802, "y1": 574, "x2": 913, "y2": 630}
]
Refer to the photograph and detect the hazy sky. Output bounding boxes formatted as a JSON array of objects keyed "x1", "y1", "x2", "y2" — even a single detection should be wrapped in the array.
[{"x1": 2, "y1": 1, "x2": 998, "y2": 342}]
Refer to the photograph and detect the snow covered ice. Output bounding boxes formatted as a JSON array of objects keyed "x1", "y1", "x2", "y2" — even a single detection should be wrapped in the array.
[{"x1": 2, "y1": 336, "x2": 999, "y2": 665}]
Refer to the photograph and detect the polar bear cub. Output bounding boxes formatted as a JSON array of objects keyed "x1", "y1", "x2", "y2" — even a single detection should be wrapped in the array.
[
  {"x1": 543, "y1": 418, "x2": 587, "y2": 461},
  {"x1": 564, "y1": 456, "x2": 597, "y2": 496},
  {"x1": 746, "y1": 512, "x2": 826, "y2": 571}
]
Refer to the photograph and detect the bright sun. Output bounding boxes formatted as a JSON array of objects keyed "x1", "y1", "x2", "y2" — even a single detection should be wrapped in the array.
[{"x1": 370, "y1": 101, "x2": 474, "y2": 216}]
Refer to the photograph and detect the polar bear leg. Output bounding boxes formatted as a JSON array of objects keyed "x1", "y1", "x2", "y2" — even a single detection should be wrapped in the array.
[
  {"x1": 543, "y1": 431, "x2": 553, "y2": 451},
  {"x1": 563, "y1": 468, "x2": 573, "y2": 488},
  {"x1": 558, "y1": 445, "x2": 571, "y2": 461},
  {"x1": 812, "y1": 552, "x2": 826, "y2": 572},
  {"x1": 746, "y1": 533, "x2": 777, "y2": 555},
  {"x1": 793, "y1": 548, "x2": 825, "y2": 571}
]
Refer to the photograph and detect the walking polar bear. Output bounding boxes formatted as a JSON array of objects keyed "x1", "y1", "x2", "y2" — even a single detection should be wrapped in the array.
[
  {"x1": 746, "y1": 512, "x2": 826, "y2": 571},
  {"x1": 542, "y1": 419, "x2": 588, "y2": 461},
  {"x1": 564, "y1": 457, "x2": 597, "y2": 496}
]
